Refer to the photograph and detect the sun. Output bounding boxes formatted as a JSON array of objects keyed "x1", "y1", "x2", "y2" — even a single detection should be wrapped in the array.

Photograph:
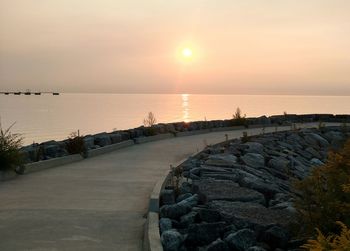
[{"x1": 182, "y1": 48, "x2": 193, "y2": 58}]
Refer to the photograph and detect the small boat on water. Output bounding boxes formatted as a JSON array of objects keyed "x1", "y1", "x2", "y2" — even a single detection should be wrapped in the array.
[
  {"x1": 34, "y1": 92, "x2": 41, "y2": 95},
  {"x1": 14, "y1": 92, "x2": 21, "y2": 95},
  {"x1": 52, "y1": 92, "x2": 60, "y2": 95},
  {"x1": 4, "y1": 92, "x2": 9, "y2": 95}
]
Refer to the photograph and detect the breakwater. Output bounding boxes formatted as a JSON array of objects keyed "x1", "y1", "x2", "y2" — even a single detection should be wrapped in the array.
[
  {"x1": 20, "y1": 114, "x2": 350, "y2": 164},
  {"x1": 157, "y1": 126, "x2": 349, "y2": 251}
]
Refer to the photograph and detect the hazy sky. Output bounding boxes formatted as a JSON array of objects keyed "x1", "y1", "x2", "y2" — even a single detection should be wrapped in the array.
[{"x1": 1, "y1": 0, "x2": 349, "y2": 95}]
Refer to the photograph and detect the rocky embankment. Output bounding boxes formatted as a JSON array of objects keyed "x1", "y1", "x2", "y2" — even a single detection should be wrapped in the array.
[
  {"x1": 159, "y1": 126, "x2": 349, "y2": 251},
  {"x1": 19, "y1": 114, "x2": 350, "y2": 163}
]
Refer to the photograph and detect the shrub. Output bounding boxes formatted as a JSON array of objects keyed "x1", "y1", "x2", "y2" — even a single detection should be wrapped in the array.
[
  {"x1": 0, "y1": 121, "x2": 24, "y2": 172},
  {"x1": 293, "y1": 139, "x2": 350, "y2": 237},
  {"x1": 302, "y1": 221, "x2": 350, "y2": 250},
  {"x1": 231, "y1": 107, "x2": 247, "y2": 127},
  {"x1": 65, "y1": 132, "x2": 86, "y2": 156},
  {"x1": 143, "y1": 112, "x2": 157, "y2": 127}
]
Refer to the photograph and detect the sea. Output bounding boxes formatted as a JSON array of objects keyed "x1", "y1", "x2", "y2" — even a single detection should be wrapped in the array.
[{"x1": 0, "y1": 93, "x2": 349, "y2": 145}]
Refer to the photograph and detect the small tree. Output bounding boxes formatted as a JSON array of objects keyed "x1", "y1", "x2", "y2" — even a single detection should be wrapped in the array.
[
  {"x1": 232, "y1": 107, "x2": 247, "y2": 126},
  {"x1": 65, "y1": 131, "x2": 86, "y2": 156},
  {"x1": 143, "y1": 112, "x2": 157, "y2": 127},
  {"x1": 0, "y1": 121, "x2": 24, "y2": 172}
]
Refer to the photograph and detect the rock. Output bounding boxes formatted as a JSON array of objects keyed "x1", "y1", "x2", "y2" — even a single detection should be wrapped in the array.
[
  {"x1": 305, "y1": 147, "x2": 322, "y2": 159},
  {"x1": 193, "y1": 179, "x2": 265, "y2": 205},
  {"x1": 161, "y1": 189, "x2": 175, "y2": 205},
  {"x1": 160, "y1": 194, "x2": 198, "y2": 219},
  {"x1": 110, "y1": 133, "x2": 122, "y2": 144},
  {"x1": 310, "y1": 158, "x2": 324, "y2": 166},
  {"x1": 160, "y1": 218, "x2": 172, "y2": 233},
  {"x1": 247, "y1": 246, "x2": 267, "y2": 251},
  {"x1": 42, "y1": 142, "x2": 61, "y2": 158},
  {"x1": 180, "y1": 182, "x2": 192, "y2": 194},
  {"x1": 204, "y1": 238, "x2": 229, "y2": 251},
  {"x1": 186, "y1": 222, "x2": 226, "y2": 246},
  {"x1": 225, "y1": 229, "x2": 256, "y2": 251},
  {"x1": 268, "y1": 157, "x2": 289, "y2": 171},
  {"x1": 179, "y1": 211, "x2": 198, "y2": 228},
  {"x1": 241, "y1": 153, "x2": 265, "y2": 168},
  {"x1": 94, "y1": 133, "x2": 112, "y2": 147},
  {"x1": 190, "y1": 167, "x2": 200, "y2": 176},
  {"x1": 243, "y1": 142, "x2": 265, "y2": 154},
  {"x1": 208, "y1": 201, "x2": 295, "y2": 230},
  {"x1": 261, "y1": 225, "x2": 289, "y2": 249},
  {"x1": 205, "y1": 154, "x2": 237, "y2": 167},
  {"x1": 304, "y1": 133, "x2": 329, "y2": 148},
  {"x1": 83, "y1": 136, "x2": 95, "y2": 149},
  {"x1": 198, "y1": 209, "x2": 221, "y2": 223},
  {"x1": 176, "y1": 193, "x2": 193, "y2": 203},
  {"x1": 161, "y1": 229, "x2": 184, "y2": 251}
]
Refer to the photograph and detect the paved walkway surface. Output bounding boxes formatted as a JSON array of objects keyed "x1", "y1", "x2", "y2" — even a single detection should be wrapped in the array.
[{"x1": 0, "y1": 125, "x2": 319, "y2": 251}]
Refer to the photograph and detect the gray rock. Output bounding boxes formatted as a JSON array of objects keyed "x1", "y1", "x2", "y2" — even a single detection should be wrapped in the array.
[
  {"x1": 160, "y1": 218, "x2": 172, "y2": 233},
  {"x1": 208, "y1": 201, "x2": 295, "y2": 230},
  {"x1": 204, "y1": 238, "x2": 229, "y2": 251},
  {"x1": 310, "y1": 158, "x2": 324, "y2": 166},
  {"x1": 179, "y1": 211, "x2": 198, "y2": 228},
  {"x1": 160, "y1": 194, "x2": 198, "y2": 219},
  {"x1": 247, "y1": 246, "x2": 267, "y2": 251},
  {"x1": 305, "y1": 147, "x2": 322, "y2": 159},
  {"x1": 225, "y1": 229, "x2": 256, "y2": 251},
  {"x1": 161, "y1": 229, "x2": 184, "y2": 251},
  {"x1": 198, "y1": 209, "x2": 221, "y2": 223},
  {"x1": 193, "y1": 179, "x2": 265, "y2": 205},
  {"x1": 205, "y1": 154, "x2": 237, "y2": 167},
  {"x1": 261, "y1": 225, "x2": 289, "y2": 249},
  {"x1": 241, "y1": 153, "x2": 265, "y2": 168},
  {"x1": 110, "y1": 133, "x2": 122, "y2": 144},
  {"x1": 161, "y1": 189, "x2": 175, "y2": 205},
  {"x1": 243, "y1": 142, "x2": 265, "y2": 154},
  {"x1": 176, "y1": 193, "x2": 193, "y2": 203},
  {"x1": 83, "y1": 136, "x2": 95, "y2": 149},
  {"x1": 187, "y1": 222, "x2": 226, "y2": 246},
  {"x1": 267, "y1": 157, "x2": 289, "y2": 171},
  {"x1": 304, "y1": 133, "x2": 329, "y2": 148},
  {"x1": 94, "y1": 133, "x2": 112, "y2": 147}
]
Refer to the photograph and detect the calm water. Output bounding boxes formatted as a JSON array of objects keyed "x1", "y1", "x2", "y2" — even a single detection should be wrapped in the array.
[{"x1": 0, "y1": 93, "x2": 349, "y2": 145}]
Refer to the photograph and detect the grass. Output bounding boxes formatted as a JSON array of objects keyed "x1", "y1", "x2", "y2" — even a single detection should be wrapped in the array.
[{"x1": 0, "y1": 121, "x2": 24, "y2": 173}]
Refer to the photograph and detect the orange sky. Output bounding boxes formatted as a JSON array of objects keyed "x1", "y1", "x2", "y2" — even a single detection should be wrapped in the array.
[{"x1": 0, "y1": 0, "x2": 349, "y2": 95}]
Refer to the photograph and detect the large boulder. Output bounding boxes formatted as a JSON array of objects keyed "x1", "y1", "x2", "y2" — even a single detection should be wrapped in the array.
[
  {"x1": 208, "y1": 201, "x2": 295, "y2": 230},
  {"x1": 160, "y1": 194, "x2": 198, "y2": 219},
  {"x1": 161, "y1": 229, "x2": 184, "y2": 251},
  {"x1": 83, "y1": 136, "x2": 95, "y2": 149},
  {"x1": 304, "y1": 133, "x2": 329, "y2": 148},
  {"x1": 109, "y1": 133, "x2": 122, "y2": 144},
  {"x1": 186, "y1": 222, "x2": 226, "y2": 246},
  {"x1": 193, "y1": 179, "x2": 265, "y2": 205},
  {"x1": 261, "y1": 225, "x2": 289, "y2": 249},
  {"x1": 94, "y1": 133, "x2": 112, "y2": 147},
  {"x1": 224, "y1": 229, "x2": 256, "y2": 251},
  {"x1": 159, "y1": 218, "x2": 172, "y2": 233},
  {"x1": 267, "y1": 157, "x2": 289, "y2": 171},
  {"x1": 204, "y1": 238, "x2": 229, "y2": 251},
  {"x1": 161, "y1": 189, "x2": 175, "y2": 205},
  {"x1": 205, "y1": 154, "x2": 237, "y2": 167},
  {"x1": 243, "y1": 142, "x2": 265, "y2": 154},
  {"x1": 241, "y1": 153, "x2": 265, "y2": 168}
]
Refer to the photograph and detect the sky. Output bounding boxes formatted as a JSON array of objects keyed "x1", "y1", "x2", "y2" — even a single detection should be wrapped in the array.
[{"x1": 0, "y1": 0, "x2": 350, "y2": 95}]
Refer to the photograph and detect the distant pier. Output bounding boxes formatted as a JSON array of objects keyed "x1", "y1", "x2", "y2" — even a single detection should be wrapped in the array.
[{"x1": 1, "y1": 91, "x2": 60, "y2": 96}]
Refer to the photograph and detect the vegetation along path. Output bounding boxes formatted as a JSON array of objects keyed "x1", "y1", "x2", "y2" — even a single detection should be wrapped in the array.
[{"x1": 0, "y1": 123, "x2": 335, "y2": 251}]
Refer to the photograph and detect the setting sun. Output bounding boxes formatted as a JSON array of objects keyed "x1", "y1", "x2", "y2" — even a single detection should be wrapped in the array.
[{"x1": 182, "y1": 48, "x2": 193, "y2": 58}]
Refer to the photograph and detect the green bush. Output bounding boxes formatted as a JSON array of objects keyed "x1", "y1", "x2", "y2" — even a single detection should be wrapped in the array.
[
  {"x1": 293, "y1": 139, "x2": 350, "y2": 238},
  {"x1": 65, "y1": 132, "x2": 86, "y2": 156},
  {"x1": 0, "y1": 122, "x2": 24, "y2": 172}
]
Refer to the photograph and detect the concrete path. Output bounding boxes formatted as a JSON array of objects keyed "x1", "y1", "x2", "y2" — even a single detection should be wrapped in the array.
[{"x1": 0, "y1": 125, "x2": 318, "y2": 251}]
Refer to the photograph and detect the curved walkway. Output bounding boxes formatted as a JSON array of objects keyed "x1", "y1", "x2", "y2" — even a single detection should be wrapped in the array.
[{"x1": 0, "y1": 124, "x2": 321, "y2": 251}]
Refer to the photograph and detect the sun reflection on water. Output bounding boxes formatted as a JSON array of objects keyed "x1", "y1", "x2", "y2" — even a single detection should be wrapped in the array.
[{"x1": 182, "y1": 94, "x2": 190, "y2": 122}]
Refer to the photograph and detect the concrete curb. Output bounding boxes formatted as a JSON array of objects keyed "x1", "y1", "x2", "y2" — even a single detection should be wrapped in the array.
[
  {"x1": 24, "y1": 154, "x2": 83, "y2": 174},
  {"x1": 87, "y1": 140, "x2": 134, "y2": 157},
  {"x1": 135, "y1": 133, "x2": 174, "y2": 144}
]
